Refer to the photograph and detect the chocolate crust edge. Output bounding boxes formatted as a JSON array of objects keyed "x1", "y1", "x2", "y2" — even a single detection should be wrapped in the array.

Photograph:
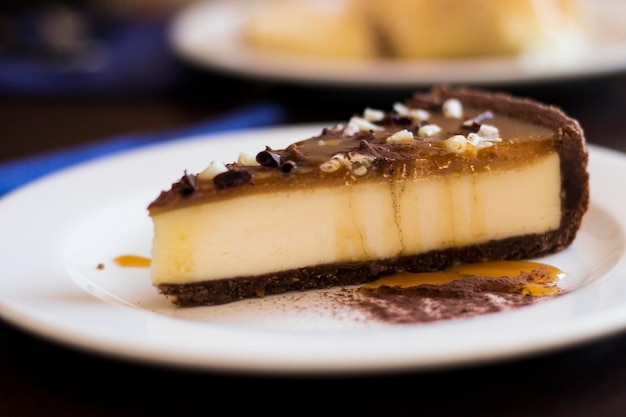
[
  {"x1": 157, "y1": 86, "x2": 590, "y2": 307},
  {"x1": 434, "y1": 85, "x2": 590, "y2": 255}
]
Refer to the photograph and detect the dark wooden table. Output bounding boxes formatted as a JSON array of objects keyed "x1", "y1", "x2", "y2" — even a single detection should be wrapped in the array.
[{"x1": 2, "y1": 62, "x2": 626, "y2": 416}]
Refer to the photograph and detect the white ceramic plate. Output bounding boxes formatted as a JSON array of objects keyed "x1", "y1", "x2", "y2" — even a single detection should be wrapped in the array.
[
  {"x1": 0, "y1": 124, "x2": 625, "y2": 375},
  {"x1": 170, "y1": 0, "x2": 626, "y2": 87}
]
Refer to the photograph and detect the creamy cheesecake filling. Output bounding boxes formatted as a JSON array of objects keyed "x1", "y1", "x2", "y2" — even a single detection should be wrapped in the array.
[{"x1": 151, "y1": 152, "x2": 560, "y2": 285}]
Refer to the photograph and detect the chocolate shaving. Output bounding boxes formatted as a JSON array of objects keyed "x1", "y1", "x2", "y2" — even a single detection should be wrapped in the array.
[
  {"x1": 384, "y1": 112, "x2": 412, "y2": 126},
  {"x1": 213, "y1": 169, "x2": 253, "y2": 189},
  {"x1": 462, "y1": 111, "x2": 494, "y2": 131},
  {"x1": 180, "y1": 170, "x2": 198, "y2": 195},
  {"x1": 358, "y1": 140, "x2": 385, "y2": 160}
]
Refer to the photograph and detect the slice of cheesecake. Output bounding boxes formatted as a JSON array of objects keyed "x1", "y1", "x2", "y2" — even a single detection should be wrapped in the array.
[
  {"x1": 147, "y1": 86, "x2": 589, "y2": 307},
  {"x1": 242, "y1": 0, "x2": 585, "y2": 60}
]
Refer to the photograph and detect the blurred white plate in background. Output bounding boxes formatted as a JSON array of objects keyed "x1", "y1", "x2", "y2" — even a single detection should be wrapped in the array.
[{"x1": 169, "y1": 0, "x2": 626, "y2": 87}]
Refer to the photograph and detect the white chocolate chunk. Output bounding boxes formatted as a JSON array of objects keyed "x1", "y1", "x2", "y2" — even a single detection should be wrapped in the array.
[
  {"x1": 443, "y1": 98, "x2": 463, "y2": 119},
  {"x1": 348, "y1": 152, "x2": 375, "y2": 167},
  {"x1": 237, "y1": 151, "x2": 260, "y2": 166},
  {"x1": 344, "y1": 116, "x2": 383, "y2": 135},
  {"x1": 386, "y1": 129, "x2": 415, "y2": 143},
  {"x1": 319, "y1": 159, "x2": 344, "y2": 173},
  {"x1": 395, "y1": 102, "x2": 430, "y2": 121},
  {"x1": 320, "y1": 153, "x2": 350, "y2": 172},
  {"x1": 363, "y1": 107, "x2": 385, "y2": 122},
  {"x1": 466, "y1": 132, "x2": 482, "y2": 147},
  {"x1": 197, "y1": 161, "x2": 228, "y2": 181},
  {"x1": 409, "y1": 108, "x2": 430, "y2": 121},
  {"x1": 418, "y1": 124, "x2": 442, "y2": 137},
  {"x1": 393, "y1": 102, "x2": 410, "y2": 116},
  {"x1": 352, "y1": 165, "x2": 368, "y2": 176},
  {"x1": 441, "y1": 135, "x2": 467, "y2": 153},
  {"x1": 477, "y1": 124, "x2": 500, "y2": 139}
]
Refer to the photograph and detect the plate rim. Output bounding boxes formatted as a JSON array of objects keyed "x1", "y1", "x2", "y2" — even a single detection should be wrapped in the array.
[{"x1": 0, "y1": 125, "x2": 625, "y2": 375}]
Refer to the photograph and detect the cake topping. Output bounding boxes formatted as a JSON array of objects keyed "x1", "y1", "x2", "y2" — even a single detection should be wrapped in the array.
[
  {"x1": 463, "y1": 110, "x2": 494, "y2": 129},
  {"x1": 238, "y1": 151, "x2": 261, "y2": 166},
  {"x1": 477, "y1": 123, "x2": 500, "y2": 139},
  {"x1": 393, "y1": 102, "x2": 430, "y2": 121},
  {"x1": 385, "y1": 129, "x2": 415, "y2": 143},
  {"x1": 344, "y1": 116, "x2": 384, "y2": 135},
  {"x1": 198, "y1": 161, "x2": 228, "y2": 181},
  {"x1": 438, "y1": 135, "x2": 468, "y2": 154},
  {"x1": 363, "y1": 107, "x2": 385, "y2": 122},
  {"x1": 180, "y1": 171, "x2": 198, "y2": 195},
  {"x1": 442, "y1": 98, "x2": 463, "y2": 119},
  {"x1": 213, "y1": 169, "x2": 253, "y2": 189},
  {"x1": 417, "y1": 124, "x2": 442, "y2": 138},
  {"x1": 148, "y1": 88, "x2": 559, "y2": 213},
  {"x1": 279, "y1": 160, "x2": 297, "y2": 173},
  {"x1": 256, "y1": 147, "x2": 283, "y2": 167}
]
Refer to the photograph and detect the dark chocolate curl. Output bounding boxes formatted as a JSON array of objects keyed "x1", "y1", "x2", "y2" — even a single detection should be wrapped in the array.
[
  {"x1": 462, "y1": 111, "x2": 494, "y2": 131},
  {"x1": 180, "y1": 170, "x2": 198, "y2": 195},
  {"x1": 213, "y1": 169, "x2": 252, "y2": 189},
  {"x1": 279, "y1": 160, "x2": 297, "y2": 173},
  {"x1": 256, "y1": 147, "x2": 282, "y2": 167},
  {"x1": 385, "y1": 112, "x2": 412, "y2": 125}
]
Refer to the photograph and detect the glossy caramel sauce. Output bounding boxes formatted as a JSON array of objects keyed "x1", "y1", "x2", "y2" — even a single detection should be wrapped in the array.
[
  {"x1": 362, "y1": 260, "x2": 564, "y2": 297},
  {"x1": 114, "y1": 255, "x2": 151, "y2": 268}
]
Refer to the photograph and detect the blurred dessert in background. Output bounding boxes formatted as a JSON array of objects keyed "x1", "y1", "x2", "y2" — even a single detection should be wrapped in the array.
[
  {"x1": 242, "y1": 0, "x2": 377, "y2": 59},
  {"x1": 242, "y1": 0, "x2": 587, "y2": 60}
]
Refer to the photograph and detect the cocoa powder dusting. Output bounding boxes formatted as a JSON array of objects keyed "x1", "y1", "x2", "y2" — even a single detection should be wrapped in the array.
[{"x1": 324, "y1": 276, "x2": 557, "y2": 325}]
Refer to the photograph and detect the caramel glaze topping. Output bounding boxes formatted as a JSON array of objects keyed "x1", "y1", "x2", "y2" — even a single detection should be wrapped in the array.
[{"x1": 148, "y1": 89, "x2": 557, "y2": 215}]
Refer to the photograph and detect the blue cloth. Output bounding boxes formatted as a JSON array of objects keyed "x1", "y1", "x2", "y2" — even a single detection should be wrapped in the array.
[
  {"x1": 0, "y1": 102, "x2": 286, "y2": 198},
  {"x1": 0, "y1": 14, "x2": 183, "y2": 96}
]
